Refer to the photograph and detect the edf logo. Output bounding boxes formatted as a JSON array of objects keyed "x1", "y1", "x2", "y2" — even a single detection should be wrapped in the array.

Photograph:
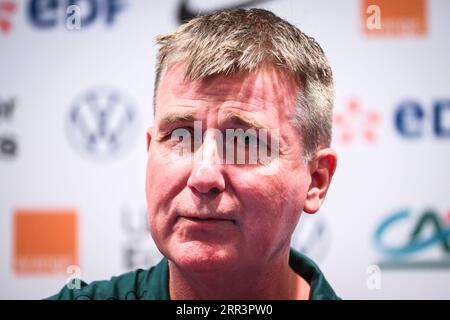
[
  {"x1": 395, "y1": 100, "x2": 450, "y2": 138},
  {"x1": 28, "y1": 0, "x2": 125, "y2": 29}
]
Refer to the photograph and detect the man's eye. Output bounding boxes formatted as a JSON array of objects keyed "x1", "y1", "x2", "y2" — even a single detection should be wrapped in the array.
[
  {"x1": 156, "y1": 127, "x2": 190, "y2": 143},
  {"x1": 163, "y1": 127, "x2": 193, "y2": 138},
  {"x1": 234, "y1": 135, "x2": 258, "y2": 147},
  {"x1": 172, "y1": 127, "x2": 193, "y2": 135},
  {"x1": 248, "y1": 136, "x2": 262, "y2": 147}
]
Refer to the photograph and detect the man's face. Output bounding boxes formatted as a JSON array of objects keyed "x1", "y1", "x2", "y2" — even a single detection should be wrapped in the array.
[{"x1": 146, "y1": 62, "x2": 313, "y2": 272}]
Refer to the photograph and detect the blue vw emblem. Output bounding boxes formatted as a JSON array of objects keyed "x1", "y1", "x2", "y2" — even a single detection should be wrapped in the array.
[{"x1": 66, "y1": 87, "x2": 138, "y2": 160}]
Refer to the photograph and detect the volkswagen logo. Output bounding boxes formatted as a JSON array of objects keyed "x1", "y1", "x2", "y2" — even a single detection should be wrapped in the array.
[{"x1": 66, "y1": 87, "x2": 138, "y2": 161}]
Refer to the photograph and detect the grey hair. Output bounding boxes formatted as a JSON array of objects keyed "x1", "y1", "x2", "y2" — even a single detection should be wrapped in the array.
[{"x1": 153, "y1": 8, "x2": 334, "y2": 162}]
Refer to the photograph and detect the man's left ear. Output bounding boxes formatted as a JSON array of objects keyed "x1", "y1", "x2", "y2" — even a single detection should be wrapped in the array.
[
  {"x1": 146, "y1": 127, "x2": 153, "y2": 151},
  {"x1": 303, "y1": 148, "x2": 337, "y2": 214}
]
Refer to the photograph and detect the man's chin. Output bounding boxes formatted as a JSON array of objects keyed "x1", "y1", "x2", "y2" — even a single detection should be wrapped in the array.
[{"x1": 167, "y1": 241, "x2": 238, "y2": 273}]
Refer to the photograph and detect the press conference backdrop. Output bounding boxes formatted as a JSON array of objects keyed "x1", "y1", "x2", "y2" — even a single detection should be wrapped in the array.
[{"x1": 1, "y1": 0, "x2": 449, "y2": 299}]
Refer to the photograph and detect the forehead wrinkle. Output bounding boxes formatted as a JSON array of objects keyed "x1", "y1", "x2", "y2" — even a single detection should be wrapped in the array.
[
  {"x1": 158, "y1": 62, "x2": 299, "y2": 130},
  {"x1": 162, "y1": 62, "x2": 296, "y2": 108}
]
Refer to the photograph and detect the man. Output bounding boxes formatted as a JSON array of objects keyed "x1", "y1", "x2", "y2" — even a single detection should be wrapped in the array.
[{"x1": 48, "y1": 8, "x2": 339, "y2": 300}]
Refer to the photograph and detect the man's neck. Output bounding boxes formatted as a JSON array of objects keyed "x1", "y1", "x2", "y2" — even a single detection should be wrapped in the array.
[{"x1": 168, "y1": 251, "x2": 310, "y2": 300}]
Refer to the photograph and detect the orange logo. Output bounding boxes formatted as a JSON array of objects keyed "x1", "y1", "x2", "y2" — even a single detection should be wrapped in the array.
[
  {"x1": 13, "y1": 209, "x2": 78, "y2": 274},
  {"x1": 362, "y1": 0, "x2": 427, "y2": 36}
]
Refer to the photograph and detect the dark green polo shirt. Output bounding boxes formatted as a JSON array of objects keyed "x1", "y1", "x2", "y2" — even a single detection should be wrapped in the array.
[{"x1": 47, "y1": 249, "x2": 340, "y2": 300}]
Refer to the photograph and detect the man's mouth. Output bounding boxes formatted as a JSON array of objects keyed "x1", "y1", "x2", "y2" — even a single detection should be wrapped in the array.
[{"x1": 178, "y1": 214, "x2": 237, "y2": 225}]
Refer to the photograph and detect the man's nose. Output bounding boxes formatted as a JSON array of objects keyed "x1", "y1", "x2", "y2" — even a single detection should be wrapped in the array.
[{"x1": 187, "y1": 130, "x2": 225, "y2": 194}]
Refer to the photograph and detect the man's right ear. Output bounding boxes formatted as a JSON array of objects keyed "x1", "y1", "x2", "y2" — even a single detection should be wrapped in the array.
[{"x1": 146, "y1": 127, "x2": 153, "y2": 151}]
